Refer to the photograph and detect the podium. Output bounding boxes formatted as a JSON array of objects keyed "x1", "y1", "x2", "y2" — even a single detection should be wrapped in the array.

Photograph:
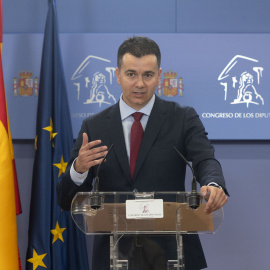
[{"x1": 71, "y1": 191, "x2": 223, "y2": 270}]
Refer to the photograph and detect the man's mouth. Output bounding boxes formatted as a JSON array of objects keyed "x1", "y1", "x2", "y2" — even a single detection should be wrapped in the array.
[{"x1": 133, "y1": 91, "x2": 145, "y2": 96}]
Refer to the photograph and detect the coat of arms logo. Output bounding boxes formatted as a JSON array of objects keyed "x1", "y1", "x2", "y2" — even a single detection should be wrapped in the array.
[
  {"x1": 13, "y1": 70, "x2": 39, "y2": 97},
  {"x1": 157, "y1": 70, "x2": 183, "y2": 97}
]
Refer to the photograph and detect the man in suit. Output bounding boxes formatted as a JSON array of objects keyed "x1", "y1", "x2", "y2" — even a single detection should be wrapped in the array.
[{"x1": 57, "y1": 36, "x2": 228, "y2": 270}]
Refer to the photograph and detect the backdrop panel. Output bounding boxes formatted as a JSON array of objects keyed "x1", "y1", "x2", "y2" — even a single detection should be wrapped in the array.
[{"x1": 4, "y1": 34, "x2": 270, "y2": 139}]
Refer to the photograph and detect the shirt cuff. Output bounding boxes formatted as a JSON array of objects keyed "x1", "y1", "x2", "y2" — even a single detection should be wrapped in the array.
[
  {"x1": 70, "y1": 158, "x2": 88, "y2": 186},
  {"x1": 207, "y1": 182, "x2": 223, "y2": 190}
]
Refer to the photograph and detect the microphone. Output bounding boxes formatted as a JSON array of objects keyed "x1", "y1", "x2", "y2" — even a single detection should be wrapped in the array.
[
  {"x1": 89, "y1": 144, "x2": 114, "y2": 209},
  {"x1": 173, "y1": 146, "x2": 202, "y2": 209}
]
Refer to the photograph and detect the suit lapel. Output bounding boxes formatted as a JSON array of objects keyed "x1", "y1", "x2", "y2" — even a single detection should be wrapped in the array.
[
  {"x1": 133, "y1": 97, "x2": 169, "y2": 179},
  {"x1": 105, "y1": 103, "x2": 131, "y2": 181}
]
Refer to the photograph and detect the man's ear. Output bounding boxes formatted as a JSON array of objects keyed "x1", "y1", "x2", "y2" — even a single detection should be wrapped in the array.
[
  {"x1": 157, "y1": 68, "x2": 162, "y2": 84},
  {"x1": 116, "y1": 67, "x2": 121, "y2": 85}
]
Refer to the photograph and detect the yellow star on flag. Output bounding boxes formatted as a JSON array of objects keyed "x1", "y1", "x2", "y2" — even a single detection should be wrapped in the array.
[
  {"x1": 27, "y1": 249, "x2": 47, "y2": 270},
  {"x1": 51, "y1": 221, "x2": 66, "y2": 244},
  {"x1": 53, "y1": 155, "x2": 68, "y2": 177},
  {"x1": 43, "y1": 117, "x2": 57, "y2": 141}
]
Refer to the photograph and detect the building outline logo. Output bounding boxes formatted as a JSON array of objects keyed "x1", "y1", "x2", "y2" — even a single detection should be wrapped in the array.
[
  {"x1": 71, "y1": 55, "x2": 117, "y2": 108},
  {"x1": 218, "y1": 55, "x2": 264, "y2": 108}
]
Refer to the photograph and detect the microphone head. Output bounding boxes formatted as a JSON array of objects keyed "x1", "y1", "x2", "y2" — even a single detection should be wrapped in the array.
[
  {"x1": 90, "y1": 176, "x2": 103, "y2": 209},
  {"x1": 89, "y1": 194, "x2": 103, "y2": 210},
  {"x1": 187, "y1": 192, "x2": 202, "y2": 210}
]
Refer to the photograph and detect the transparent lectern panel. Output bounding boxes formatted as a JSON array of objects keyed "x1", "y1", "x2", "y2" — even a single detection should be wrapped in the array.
[
  {"x1": 71, "y1": 192, "x2": 224, "y2": 235},
  {"x1": 110, "y1": 235, "x2": 183, "y2": 270}
]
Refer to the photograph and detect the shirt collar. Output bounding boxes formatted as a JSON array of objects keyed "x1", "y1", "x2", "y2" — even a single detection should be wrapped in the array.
[{"x1": 119, "y1": 94, "x2": 155, "y2": 120}]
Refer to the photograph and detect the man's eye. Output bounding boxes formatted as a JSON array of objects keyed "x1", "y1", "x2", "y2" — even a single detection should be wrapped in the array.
[
  {"x1": 127, "y1": 73, "x2": 135, "y2": 77},
  {"x1": 145, "y1": 74, "x2": 153, "y2": 78}
]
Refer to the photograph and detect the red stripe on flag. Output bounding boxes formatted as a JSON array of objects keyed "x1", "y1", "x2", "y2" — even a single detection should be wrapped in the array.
[{"x1": 0, "y1": 53, "x2": 8, "y2": 131}]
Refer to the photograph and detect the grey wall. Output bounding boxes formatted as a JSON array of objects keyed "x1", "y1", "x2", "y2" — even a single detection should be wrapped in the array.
[{"x1": 4, "y1": 1, "x2": 270, "y2": 269}]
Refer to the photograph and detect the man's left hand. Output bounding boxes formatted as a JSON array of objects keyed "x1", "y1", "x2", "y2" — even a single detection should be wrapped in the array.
[{"x1": 200, "y1": 185, "x2": 228, "y2": 214}]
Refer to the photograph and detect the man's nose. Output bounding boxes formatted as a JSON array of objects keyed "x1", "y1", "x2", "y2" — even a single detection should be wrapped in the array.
[{"x1": 135, "y1": 76, "x2": 145, "y2": 88}]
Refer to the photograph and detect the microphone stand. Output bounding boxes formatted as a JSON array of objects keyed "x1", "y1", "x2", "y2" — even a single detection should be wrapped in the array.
[{"x1": 173, "y1": 146, "x2": 202, "y2": 209}]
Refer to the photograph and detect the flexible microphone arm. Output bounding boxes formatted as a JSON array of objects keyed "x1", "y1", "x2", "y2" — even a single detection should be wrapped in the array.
[
  {"x1": 93, "y1": 144, "x2": 114, "y2": 192},
  {"x1": 90, "y1": 144, "x2": 114, "y2": 209},
  {"x1": 173, "y1": 146, "x2": 202, "y2": 209}
]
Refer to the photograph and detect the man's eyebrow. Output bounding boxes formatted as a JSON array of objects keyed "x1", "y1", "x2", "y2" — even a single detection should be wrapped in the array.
[
  {"x1": 124, "y1": 69, "x2": 136, "y2": 73},
  {"x1": 144, "y1": 70, "x2": 155, "y2": 74},
  {"x1": 123, "y1": 69, "x2": 156, "y2": 74}
]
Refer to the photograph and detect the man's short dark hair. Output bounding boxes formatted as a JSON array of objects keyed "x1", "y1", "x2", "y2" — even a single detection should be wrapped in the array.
[{"x1": 117, "y1": 36, "x2": 161, "y2": 69}]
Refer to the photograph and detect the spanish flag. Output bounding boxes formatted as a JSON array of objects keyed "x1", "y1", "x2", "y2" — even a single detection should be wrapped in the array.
[{"x1": 0, "y1": 1, "x2": 22, "y2": 269}]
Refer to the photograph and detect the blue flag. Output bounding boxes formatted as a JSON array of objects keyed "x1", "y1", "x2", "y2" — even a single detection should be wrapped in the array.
[{"x1": 26, "y1": 1, "x2": 89, "y2": 269}]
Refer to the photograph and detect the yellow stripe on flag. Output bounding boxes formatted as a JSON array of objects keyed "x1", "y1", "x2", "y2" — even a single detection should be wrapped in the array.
[{"x1": 0, "y1": 121, "x2": 19, "y2": 270}]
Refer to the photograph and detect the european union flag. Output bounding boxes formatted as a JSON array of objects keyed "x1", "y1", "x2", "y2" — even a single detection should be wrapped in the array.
[{"x1": 26, "y1": 1, "x2": 89, "y2": 269}]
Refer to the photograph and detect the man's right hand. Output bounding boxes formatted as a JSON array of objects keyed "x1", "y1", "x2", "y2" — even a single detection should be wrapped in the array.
[{"x1": 74, "y1": 133, "x2": 108, "y2": 173}]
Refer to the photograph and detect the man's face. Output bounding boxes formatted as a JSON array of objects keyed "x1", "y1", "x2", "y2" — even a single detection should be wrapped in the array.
[{"x1": 116, "y1": 53, "x2": 162, "y2": 110}]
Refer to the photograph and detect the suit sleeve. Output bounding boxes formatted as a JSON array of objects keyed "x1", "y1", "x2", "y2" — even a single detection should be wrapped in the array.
[
  {"x1": 182, "y1": 107, "x2": 229, "y2": 195},
  {"x1": 57, "y1": 119, "x2": 95, "y2": 211}
]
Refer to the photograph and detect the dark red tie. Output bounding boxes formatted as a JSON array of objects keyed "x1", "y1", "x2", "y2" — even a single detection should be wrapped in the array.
[{"x1": 130, "y1": 112, "x2": 144, "y2": 179}]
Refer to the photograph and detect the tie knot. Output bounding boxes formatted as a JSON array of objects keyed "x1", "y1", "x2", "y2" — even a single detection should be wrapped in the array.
[{"x1": 132, "y1": 112, "x2": 144, "y2": 122}]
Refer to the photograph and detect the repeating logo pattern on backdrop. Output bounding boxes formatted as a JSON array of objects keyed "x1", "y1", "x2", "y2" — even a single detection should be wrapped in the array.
[
  {"x1": 70, "y1": 56, "x2": 183, "y2": 112},
  {"x1": 7, "y1": 34, "x2": 270, "y2": 140}
]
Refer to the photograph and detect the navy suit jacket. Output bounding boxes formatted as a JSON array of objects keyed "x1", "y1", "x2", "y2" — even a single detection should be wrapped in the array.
[{"x1": 57, "y1": 96, "x2": 227, "y2": 270}]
